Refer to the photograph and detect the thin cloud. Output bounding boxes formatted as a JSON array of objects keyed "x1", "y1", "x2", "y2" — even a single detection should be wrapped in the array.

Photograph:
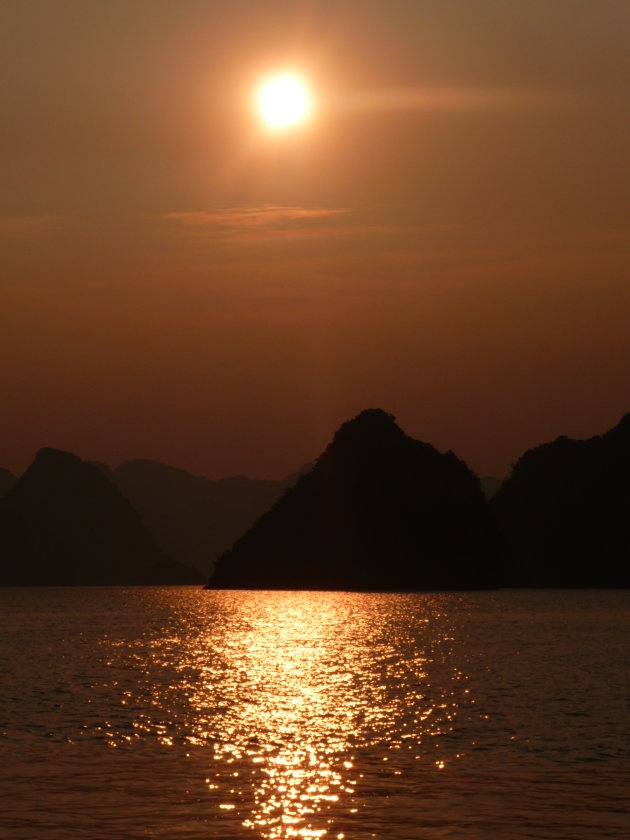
[{"x1": 158, "y1": 206, "x2": 354, "y2": 242}]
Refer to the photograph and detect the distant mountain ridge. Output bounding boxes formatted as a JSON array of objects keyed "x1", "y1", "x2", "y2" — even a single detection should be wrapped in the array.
[
  {"x1": 211, "y1": 409, "x2": 500, "y2": 591},
  {"x1": 0, "y1": 448, "x2": 203, "y2": 585},
  {"x1": 2, "y1": 410, "x2": 629, "y2": 589},
  {"x1": 0, "y1": 447, "x2": 206, "y2": 586},
  {"x1": 111, "y1": 459, "x2": 311, "y2": 575},
  {"x1": 0, "y1": 447, "x2": 309, "y2": 585}
]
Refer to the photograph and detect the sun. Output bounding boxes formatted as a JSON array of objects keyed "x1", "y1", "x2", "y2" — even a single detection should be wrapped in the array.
[{"x1": 257, "y1": 73, "x2": 311, "y2": 129}]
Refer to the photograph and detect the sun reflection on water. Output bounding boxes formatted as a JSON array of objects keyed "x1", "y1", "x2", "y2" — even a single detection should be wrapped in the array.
[
  {"x1": 94, "y1": 591, "x2": 473, "y2": 837},
  {"x1": 143, "y1": 592, "x2": 468, "y2": 838},
  {"x1": 2, "y1": 589, "x2": 628, "y2": 839}
]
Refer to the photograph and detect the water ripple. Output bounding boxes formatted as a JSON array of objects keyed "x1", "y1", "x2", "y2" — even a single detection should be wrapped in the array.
[{"x1": 0, "y1": 588, "x2": 628, "y2": 838}]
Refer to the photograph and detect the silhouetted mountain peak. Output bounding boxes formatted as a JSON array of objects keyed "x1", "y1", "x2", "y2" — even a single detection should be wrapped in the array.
[
  {"x1": 15, "y1": 447, "x2": 114, "y2": 500},
  {"x1": 32, "y1": 447, "x2": 82, "y2": 475},
  {"x1": 491, "y1": 411, "x2": 630, "y2": 587},
  {"x1": 211, "y1": 408, "x2": 499, "y2": 591},
  {"x1": 322, "y1": 409, "x2": 433, "y2": 470},
  {"x1": 332, "y1": 409, "x2": 400, "y2": 441},
  {"x1": 36, "y1": 446, "x2": 77, "y2": 461},
  {"x1": 333, "y1": 408, "x2": 402, "y2": 440},
  {"x1": 13, "y1": 449, "x2": 144, "y2": 526},
  {"x1": 604, "y1": 412, "x2": 630, "y2": 449},
  {"x1": 0, "y1": 447, "x2": 203, "y2": 585}
]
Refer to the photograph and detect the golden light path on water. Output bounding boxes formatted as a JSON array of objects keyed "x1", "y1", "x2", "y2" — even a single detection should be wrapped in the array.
[
  {"x1": 2, "y1": 589, "x2": 629, "y2": 838},
  {"x1": 118, "y1": 592, "x2": 472, "y2": 838}
]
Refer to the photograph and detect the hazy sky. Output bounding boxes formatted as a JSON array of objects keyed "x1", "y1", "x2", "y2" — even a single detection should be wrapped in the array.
[{"x1": 2, "y1": 0, "x2": 630, "y2": 479}]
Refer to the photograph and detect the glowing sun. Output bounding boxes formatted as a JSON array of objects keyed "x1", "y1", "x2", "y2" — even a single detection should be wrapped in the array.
[{"x1": 257, "y1": 73, "x2": 311, "y2": 129}]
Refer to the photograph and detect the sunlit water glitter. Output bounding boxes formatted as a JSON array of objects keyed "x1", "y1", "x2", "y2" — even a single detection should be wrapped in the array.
[{"x1": 1, "y1": 588, "x2": 628, "y2": 838}]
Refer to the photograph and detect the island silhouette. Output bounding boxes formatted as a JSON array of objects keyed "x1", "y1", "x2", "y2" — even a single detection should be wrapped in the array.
[
  {"x1": 1, "y1": 409, "x2": 628, "y2": 589},
  {"x1": 491, "y1": 412, "x2": 630, "y2": 587},
  {"x1": 0, "y1": 448, "x2": 202, "y2": 585},
  {"x1": 210, "y1": 409, "x2": 500, "y2": 591}
]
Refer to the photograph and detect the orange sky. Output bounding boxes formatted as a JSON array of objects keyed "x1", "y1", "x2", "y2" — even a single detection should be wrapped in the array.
[{"x1": 2, "y1": 1, "x2": 630, "y2": 480}]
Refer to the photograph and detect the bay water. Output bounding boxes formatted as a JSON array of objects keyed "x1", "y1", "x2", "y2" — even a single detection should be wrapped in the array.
[{"x1": 1, "y1": 588, "x2": 628, "y2": 838}]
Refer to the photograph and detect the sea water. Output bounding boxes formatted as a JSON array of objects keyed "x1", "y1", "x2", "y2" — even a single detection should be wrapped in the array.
[{"x1": 0, "y1": 588, "x2": 628, "y2": 838}]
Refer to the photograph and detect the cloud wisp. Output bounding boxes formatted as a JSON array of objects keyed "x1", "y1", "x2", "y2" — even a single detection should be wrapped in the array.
[{"x1": 158, "y1": 206, "x2": 353, "y2": 243}]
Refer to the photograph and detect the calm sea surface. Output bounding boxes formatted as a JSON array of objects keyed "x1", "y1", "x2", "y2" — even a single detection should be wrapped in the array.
[{"x1": 0, "y1": 588, "x2": 628, "y2": 839}]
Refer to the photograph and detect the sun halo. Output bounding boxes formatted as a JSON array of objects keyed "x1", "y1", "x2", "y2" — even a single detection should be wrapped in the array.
[{"x1": 256, "y1": 73, "x2": 311, "y2": 130}]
